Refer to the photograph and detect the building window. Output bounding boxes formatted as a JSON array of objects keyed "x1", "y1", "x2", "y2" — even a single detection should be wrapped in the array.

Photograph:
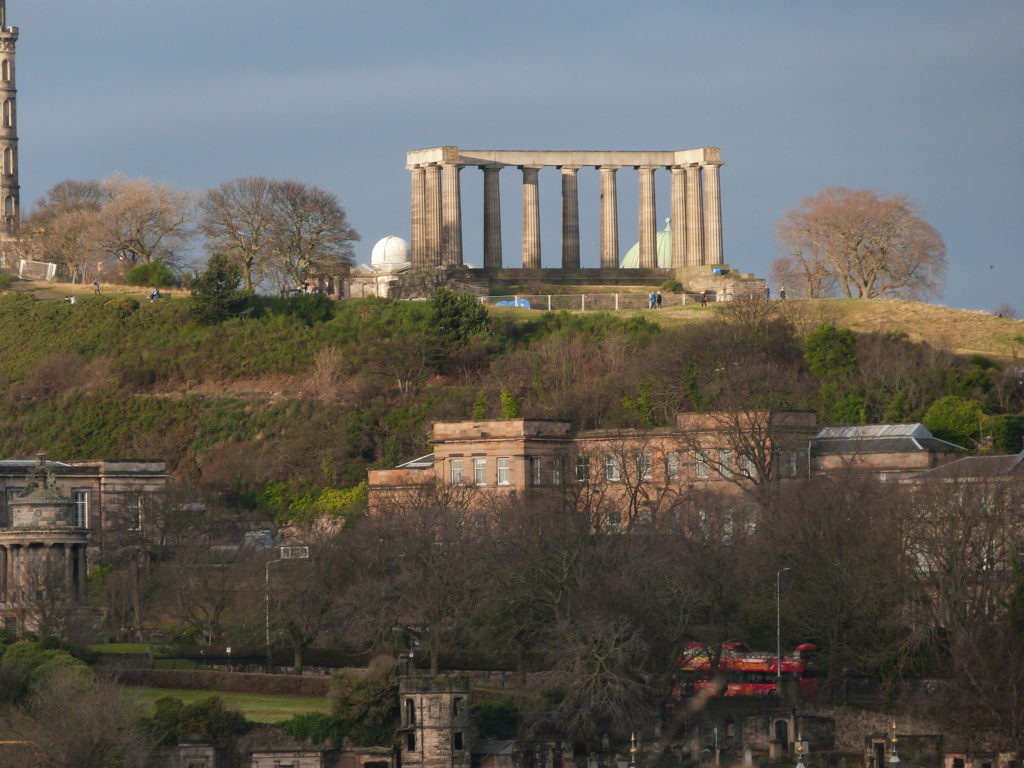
[
  {"x1": 785, "y1": 450, "x2": 798, "y2": 477},
  {"x1": 695, "y1": 451, "x2": 709, "y2": 479},
  {"x1": 452, "y1": 696, "x2": 463, "y2": 717},
  {"x1": 3, "y1": 147, "x2": 11, "y2": 175},
  {"x1": 4, "y1": 195, "x2": 11, "y2": 217},
  {"x1": 605, "y1": 455, "x2": 621, "y2": 482},
  {"x1": 73, "y1": 489, "x2": 89, "y2": 528},
  {"x1": 473, "y1": 458, "x2": 486, "y2": 486},
  {"x1": 450, "y1": 458, "x2": 464, "y2": 486},
  {"x1": 2, "y1": 486, "x2": 22, "y2": 528},
  {"x1": 1, "y1": 60, "x2": 10, "y2": 82},
  {"x1": 718, "y1": 449, "x2": 732, "y2": 479},
  {"x1": 551, "y1": 456, "x2": 563, "y2": 486},
  {"x1": 126, "y1": 496, "x2": 142, "y2": 531},
  {"x1": 530, "y1": 457, "x2": 542, "y2": 486},
  {"x1": 453, "y1": 732, "x2": 464, "y2": 751},
  {"x1": 2, "y1": 99, "x2": 11, "y2": 127},
  {"x1": 666, "y1": 451, "x2": 680, "y2": 480},
  {"x1": 575, "y1": 456, "x2": 590, "y2": 484},
  {"x1": 405, "y1": 698, "x2": 415, "y2": 725},
  {"x1": 742, "y1": 455, "x2": 757, "y2": 479},
  {"x1": 496, "y1": 457, "x2": 510, "y2": 486},
  {"x1": 722, "y1": 509, "x2": 734, "y2": 543},
  {"x1": 407, "y1": 733, "x2": 416, "y2": 751},
  {"x1": 607, "y1": 508, "x2": 621, "y2": 533},
  {"x1": 637, "y1": 453, "x2": 653, "y2": 481}
]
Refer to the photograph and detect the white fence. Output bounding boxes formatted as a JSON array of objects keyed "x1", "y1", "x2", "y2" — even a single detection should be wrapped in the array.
[{"x1": 481, "y1": 292, "x2": 725, "y2": 311}]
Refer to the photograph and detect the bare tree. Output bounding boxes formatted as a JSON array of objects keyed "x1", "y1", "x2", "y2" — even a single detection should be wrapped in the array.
[
  {"x1": 198, "y1": 176, "x2": 278, "y2": 291},
  {"x1": 91, "y1": 175, "x2": 194, "y2": 269},
  {"x1": 776, "y1": 186, "x2": 946, "y2": 300},
  {"x1": 267, "y1": 179, "x2": 358, "y2": 287}
]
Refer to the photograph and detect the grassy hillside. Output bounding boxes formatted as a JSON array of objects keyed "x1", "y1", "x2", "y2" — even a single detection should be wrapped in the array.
[{"x1": 0, "y1": 280, "x2": 1021, "y2": 506}]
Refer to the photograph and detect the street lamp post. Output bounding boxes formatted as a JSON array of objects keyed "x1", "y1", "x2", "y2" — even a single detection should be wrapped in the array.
[
  {"x1": 776, "y1": 566, "x2": 792, "y2": 686},
  {"x1": 265, "y1": 545, "x2": 310, "y2": 673}
]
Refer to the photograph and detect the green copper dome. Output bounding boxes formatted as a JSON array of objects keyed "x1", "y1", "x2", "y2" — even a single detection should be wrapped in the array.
[{"x1": 620, "y1": 219, "x2": 674, "y2": 269}]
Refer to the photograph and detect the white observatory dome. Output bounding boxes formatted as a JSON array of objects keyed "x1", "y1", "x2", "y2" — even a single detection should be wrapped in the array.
[{"x1": 370, "y1": 236, "x2": 411, "y2": 268}]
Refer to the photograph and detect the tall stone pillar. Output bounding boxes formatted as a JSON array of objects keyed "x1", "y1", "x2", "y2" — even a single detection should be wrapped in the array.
[
  {"x1": 424, "y1": 164, "x2": 443, "y2": 266},
  {"x1": 520, "y1": 166, "x2": 542, "y2": 269},
  {"x1": 598, "y1": 166, "x2": 620, "y2": 269},
  {"x1": 684, "y1": 163, "x2": 704, "y2": 266},
  {"x1": 441, "y1": 163, "x2": 463, "y2": 266},
  {"x1": 481, "y1": 165, "x2": 503, "y2": 270},
  {"x1": 701, "y1": 161, "x2": 724, "y2": 265},
  {"x1": 0, "y1": 544, "x2": 6, "y2": 600},
  {"x1": 0, "y1": 5, "x2": 19, "y2": 235},
  {"x1": 63, "y1": 544, "x2": 73, "y2": 595},
  {"x1": 76, "y1": 544, "x2": 87, "y2": 602},
  {"x1": 560, "y1": 166, "x2": 581, "y2": 270},
  {"x1": 670, "y1": 166, "x2": 687, "y2": 269},
  {"x1": 409, "y1": 165, "x2": 427, "y2": 267},
  {"x1": 637, "y1": 166, "x2": 658, "y2": 269}
]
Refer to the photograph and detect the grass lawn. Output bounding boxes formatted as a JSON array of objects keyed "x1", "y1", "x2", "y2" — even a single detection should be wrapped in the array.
[{"x1": 121, "y1": 686, "x2": 329, "y2": 724}]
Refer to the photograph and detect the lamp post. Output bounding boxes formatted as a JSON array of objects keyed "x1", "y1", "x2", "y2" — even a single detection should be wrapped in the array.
[
  {"x1": 265, "y1": 545, "x2": 310, "y2": 673},
  {"x1": 776, "y1": 566, "x2": 792, "y2": 685}
]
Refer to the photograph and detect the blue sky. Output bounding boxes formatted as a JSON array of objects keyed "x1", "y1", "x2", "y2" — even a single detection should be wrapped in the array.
[{"x1": 13, "y1": 0, "x2": 1024, "y2": 311}]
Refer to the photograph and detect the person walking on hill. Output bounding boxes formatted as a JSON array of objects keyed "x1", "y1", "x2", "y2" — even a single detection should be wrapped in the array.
[
  {"x1": 656, "y1": 291, "x2": 663, "y2": 308},
  {"x1": 92, "y1": 280, "x2": 100, "y2": 294},
  {"x1": 648, "y1": 291, "x2": 656, "y2": 309},
  {"x1": 701, "y1": 290, "x2": 709, "y2": 307}
]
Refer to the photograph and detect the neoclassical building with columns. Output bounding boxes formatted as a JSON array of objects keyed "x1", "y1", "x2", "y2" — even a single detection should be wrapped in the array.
[{"x1": 380, "y1": 145, "x2": 762, "y2": 299}]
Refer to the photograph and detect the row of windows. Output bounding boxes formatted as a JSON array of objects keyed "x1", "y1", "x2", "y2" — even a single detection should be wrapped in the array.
[
  {"x1": 0, "y1": 488, "x2": 142, "y2": 530},
  {"x1": 448, "y1": 451, "x2": 800, "y2": 486}
]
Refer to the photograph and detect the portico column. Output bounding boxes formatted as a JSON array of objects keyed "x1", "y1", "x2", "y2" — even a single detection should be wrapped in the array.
[
  {"x1": 0, "y1": 544, "x2": 6, "y2": 600},
  {"x1": 684, "y1": 163, "x2": 704, "y2": 266},
  {"x1": 63, "y1": 544, "x2": 73, "y2": 595},
  {"x1": 409, "y1": 165, "x2": 427, "y2": 267},
  {"x1": 560, "y1": 166, "x2": 581, "y2": 269},
  {"x1": 481, "y1": 165, "x2": 503, "y2": 269},
  {"x1": 701, "y1": 161, "x2": 724, "y2": 265},
  {"x1": 670, "y1": 166, "x2": 687, "y2": 269},
  {"x1": 441, "y1": 163, "x2": 463, "y2": 266},
  {"x1": 424, "y1": 163, "x2": 443, "y2": 266},
  {"x1": 598, "y1": 166, "x2": 620, "y2": 269},
  {"x1": 520, "y1": 166, "x2": 542, "y2": 269},
  {"x1": 637, "y1": 166, "x2": 658, "y2": 269},
  {"x1": 76, "y1": 545, "x2": 87, "y2": 602}
]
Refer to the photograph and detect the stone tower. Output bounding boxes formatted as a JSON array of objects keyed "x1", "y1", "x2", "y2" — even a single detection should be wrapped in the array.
[
  {"x1": 397, "y1": 675, "x2": 471, "y2": 768},
  {"x1": 0, "y1": 0, "x2": 18, "y2": 235}
]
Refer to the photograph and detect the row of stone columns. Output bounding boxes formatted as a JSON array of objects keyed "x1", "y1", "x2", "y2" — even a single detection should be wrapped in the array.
[
  {"x1": 408, "y1": 160, "x2": 724, "y2": 270},
  {"x1": 0, "y1": 541, "x2": 87, "y2": 603}
]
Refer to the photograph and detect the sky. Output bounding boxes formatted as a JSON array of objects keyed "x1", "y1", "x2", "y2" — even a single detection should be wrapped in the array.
[{"x1": 11, "y1": 0, "x2": 1023, "y2": 311}]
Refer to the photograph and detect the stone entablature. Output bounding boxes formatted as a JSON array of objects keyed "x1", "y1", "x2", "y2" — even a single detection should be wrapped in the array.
[{"x1": 407, "y1": 146, "x2": 725, "y2": 273}]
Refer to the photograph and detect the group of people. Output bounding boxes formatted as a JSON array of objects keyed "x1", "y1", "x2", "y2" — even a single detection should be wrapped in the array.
[{"x1": 647, "y1": 291, "x2": 663, "y2": 309}]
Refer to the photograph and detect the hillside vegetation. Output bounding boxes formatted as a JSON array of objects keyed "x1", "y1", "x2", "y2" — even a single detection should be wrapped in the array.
[{"x1": 0, "y1": 286, "x2": 1021, "y2": 505}]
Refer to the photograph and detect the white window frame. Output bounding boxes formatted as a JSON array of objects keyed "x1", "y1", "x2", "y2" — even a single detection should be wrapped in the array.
[
  {"x1": 575, "y1": 456, "x2": 590, "y2": 484},
  {"x1": 450, "y1": 458, "x2": 465, "y2": 486},
  {"x1": 552, "y1": 456, "x2": 563, "y2": 486},
  {"x1": 531, "y1": 457, "x2": 542, "y2": 486},
  {"x1": 73, "y1": 489, "x2": 90, "y2": 528},
  {"x1": 496, "y1": 457, "x2": 511, "y2": 486},
  {"x1": 605, "y1": 455, "x2": 622, "y2": 482},
  {"x1": 126, "y1": 496, "x2": 142, "y2": 531},
  {"x1": 718, "y1": 449, "x2": 733, "y2": 479},
  {"x1": 637, "y1": 452, "x2": 653, "y2": 481},
  {"x1": 695, "y1": 451, "x2": 709, "y2": 479},
  {"x1": 666, "y1": 451, "x2": 680, "y2": 480},
  {"x1": 473, "y1": 457, "x2": 487, "y2": 486}
]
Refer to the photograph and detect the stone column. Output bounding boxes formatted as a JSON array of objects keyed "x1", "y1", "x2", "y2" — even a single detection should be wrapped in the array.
[
  {"x1": 63, "y1": 543, "x2": 73, "y2": 595},
  {"x1": 409, "y1": 165, "x2": 427, "y2": 267},
  {"x1": 441, "y1": 163, "x2": 463, "y2": 266},
  {"x1": 560, "y1": 166, "x2": 581, "y2": 270},
  {"x1": 598, "y1": 166, "x2": 620, "y2": 269},
  {"x1": 684, "y1": 163, "x2": 704, "y2": 266},
  {"x1": 0, "y1": 544, "x2": 6, "y2": 600},
  {"x1": 637, "y1": 166, "x2": 658, "y2": 269},
  {"x1": 76, "y1": 545, "x2": 87, "y2": 602},
  {"x1": 481, "y1": 165, "x2": 503, "y2": 270},
  {"x1": 424, "y1": 163, "x2": 443, "y2": 266},
  {"x1": 701, "y1": 161, "x2": 724, "y2": 265},
  {"x1": 520, "y1": 166, "x2": 542, "y2": 269},
  {"x1": 670, "y1": 165, "x2": 687, "y2": 269}
]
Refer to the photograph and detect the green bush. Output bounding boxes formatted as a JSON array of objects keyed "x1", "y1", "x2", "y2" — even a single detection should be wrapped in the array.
[
  {"x1": 190, "y1": 253, "x2": 250, "y2": 325},
  {"x1": 923, "y1": 395, "x2": 984, "y2": 446},
  {"x1": 660, "y1": 279, "x2": 683, "y2": 293},
  {"x1": 470, "y1": 698, "x2": 520, "y2": 739},
  {"x1": 280, "y1": 712, "x2": 345, "y2": 747},
  {"x1": 0, "y1": 272, "x2": 13, "y2": 290},
  {"x1": 125, "y1": 259, "x2": 176, "y2": 287},
  {"x1": 329, "y1": 659, "x2": 399, "y2": 747},
  {"x1": 983, "y1": 413, "x2": 1024, "y2": 452},
  {"x1": 146, "y1": 695, "x2": 251, "y2": 746}
]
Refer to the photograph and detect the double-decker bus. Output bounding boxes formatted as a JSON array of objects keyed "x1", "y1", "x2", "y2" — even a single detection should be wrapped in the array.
[{"x1": 676, "y1": 640, "x2": 819, "y2": 698}]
